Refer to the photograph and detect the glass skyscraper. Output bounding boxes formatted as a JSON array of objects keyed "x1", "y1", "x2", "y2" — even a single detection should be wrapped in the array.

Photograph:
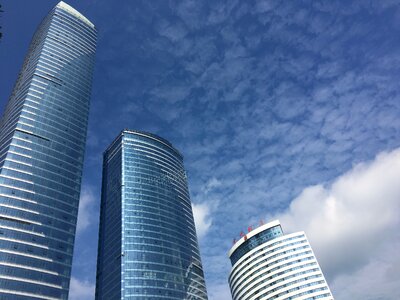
[
  {"x1": 228, "y1": 220, "x2": 334, "y2": 300},
  {"x1": 0, "y1": 2, "x2": 96, "y2": 299},
  {"x1": 95, "y1": 130, "x2": 208, "y2": 300}
]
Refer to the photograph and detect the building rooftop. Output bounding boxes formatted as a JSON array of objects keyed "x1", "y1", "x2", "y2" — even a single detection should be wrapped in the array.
[
  {"x1": 104, "y1": 129, "x2": 183, "y2": 159},
  {"x1": 56, "y1": 1, "x2": 95, "y2": 28},
  {"x1": 228, "y1": 219, "x2": 281, "y2": 258}
]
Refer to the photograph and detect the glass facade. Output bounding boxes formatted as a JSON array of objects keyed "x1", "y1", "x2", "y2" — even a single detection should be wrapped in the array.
[
  {"x1": 95, "y1": 130, "x2": 208, "y2": 300},
  {"x1": 0, "y1": 2, "x2": 96, "y2": 299},
  {"x1": 228, "y1": 221, "x2": 334, "y2": 300},
  {"x1": 230, "y1": 225, "x2": 283, "y2": 266}
]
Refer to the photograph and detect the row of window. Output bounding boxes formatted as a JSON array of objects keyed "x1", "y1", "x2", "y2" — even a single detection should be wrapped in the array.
[
  {"x1": 231, "y1": 255, "x2": 316, "y2": 293},
  {"x1": 235, "y1": 246, "x2": 312, "y2": 296},
  {"x1": 0, "y1": 251, "x2": 71, "y2": 275},
  {"x1": 234, "y1": 262, "x2": 318, "y2": 298},
  {"x1": 250, "y1": 274, "x2": 323, "y2": 299},
  {"x1": 0, "y1": 281, "x2": 67, "y2": 300},
  {"x1": 231, "y1": 243, "x2": 310, "y2": 294},
  {"x1": 268, "y1": 280, "x2": 326, "y2": 300},
  {"x1": 230, "y1": 234, "x2": 305, "y2": 279},
  {"x1": 230, "y1": 237, "x2": 307, "y2": 286},
  {"x1": 285, "y1": 286, "x2": 330, "y2": 300},
  {"x1": 230, "y1": 225, "x2": 283, "y2": 265}
]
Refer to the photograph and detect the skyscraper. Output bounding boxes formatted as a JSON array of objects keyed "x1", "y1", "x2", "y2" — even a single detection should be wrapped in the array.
[
  {"x1": 95, "y1": 130, "x2": 208, "y2": 300},
  {"x1": 228, "y1": 220, "x2": 333, "y2": 300},
  {"x1": 0, "y1": 2, "x2": 96, "y2": 299}
]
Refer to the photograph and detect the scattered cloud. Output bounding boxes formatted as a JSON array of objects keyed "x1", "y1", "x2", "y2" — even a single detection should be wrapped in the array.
[
  {"x1": 76, "y1": 186, "x2": 96, "y2": 234},
  {"x1": 69, "y1": 277, "x2": 95, "y2": 300},
  {"x1": 61, "y1": 1, "x2": 400, "y2": 299},
  {"x1": 192, "y1": 176, "x2": 224, "y2": 240},
  {"x1": 192, "y1": 202, "x2": 213, "y2": 239},
  {"x1": 157, "y1": 19, "x2": 188, "y2": 42},
  {"x1": 201, "y1": 177, "x2": 222, "y2": 194},
  {"x1": 207, "y1": 282, "x2": 232, "y2": 300}
]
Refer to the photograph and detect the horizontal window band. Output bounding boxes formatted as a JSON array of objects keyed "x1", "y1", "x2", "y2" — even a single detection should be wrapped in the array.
[
  {"x1": 0, "y1": 236, "x2": 48, "y2": 249},
  {"x1": 32, "y1": 73, "x2": 62, "y2": 87},
  {"x1": 0, "y1": 174, "x2": 34, "y2": 185},
  {"x1": 0, "y1": 225, "x2": 44, "y2": 237},
  {"x1": 0, "y1": 248, "x2": 71, "y2": 266},
  {"x1": 0, "y1": 261, "x2": 59, "y2": 276},
  {"x1": 0, "y1": 288, "x2": 60, "y2": 300},
  {"x1": 0, "y1": 275, "x2": 62, "y2": 289},
  {"x1": 0, "y1": 185, "x2": 36, "y2": 198},
  {"x1": 0, "y1": 215, "x2": 33, "y2": 226},
  {"x1": 15, "y1": 128, "x2": 50, "y2": 142},
  {"x1": 0, "y1": 204, "x2": 39, "y2": 215},
  {"x1": 0, "y1": 226, "x2": 74, "y2": 248}
]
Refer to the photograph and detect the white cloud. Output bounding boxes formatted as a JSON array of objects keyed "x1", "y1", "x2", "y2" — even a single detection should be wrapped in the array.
[
  {"x1": 192, "y1": 202, "x2": 212, "y2": 240},
  {"x1": 157, "y1": 19, "x2": 188, "y2": 42},
  {"x1": 76, "y1": 186, "x2": 96, "y2": 234},
  {"x1": 202, "y1": 177, "x2": 222, "y2": 194},
  {"x1": 69, "y1": 277, "x2": 95, "y2": 300},
  {"x1": 192, "y1": 177, "x2": 222, "y2": 240},
  {"x1": 207, "y1": 282, "x2": 232, "y2": 300},
  {"x1": 274, "y1": 148, "x2": 400, "y2": 299},
  {"x1": 332, "y1": 240, "x2": 400, "y2": 300}
]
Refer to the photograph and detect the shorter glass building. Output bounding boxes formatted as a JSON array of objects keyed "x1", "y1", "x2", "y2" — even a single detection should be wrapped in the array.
[
  {"x1": 228, "y1": 220, "x2": 334, "y2": 300},
  {"x1": 95, "y1": 130, "x2": 208, "y2": 300}
]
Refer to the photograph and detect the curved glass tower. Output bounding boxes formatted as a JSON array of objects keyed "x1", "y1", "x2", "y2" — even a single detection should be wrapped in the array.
[
  {"x1": 95, "y1": 130, "x2": 208, "y2": 300},
  {"x1": 0, "y1": 2, "x2": 96, "y2": 299},
  {"x1": 228, "y1": 220, "x2": 333, "y2": 300}
]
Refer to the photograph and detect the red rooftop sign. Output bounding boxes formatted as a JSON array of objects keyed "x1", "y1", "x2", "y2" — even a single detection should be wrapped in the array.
[{"x1": 232, "y1": 220, "x2": 265, "y2": 245}]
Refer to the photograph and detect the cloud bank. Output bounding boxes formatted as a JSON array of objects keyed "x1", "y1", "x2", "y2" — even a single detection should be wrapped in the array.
[{"x1": 275, "y1": 148, "x2": 400, "y2": 299}]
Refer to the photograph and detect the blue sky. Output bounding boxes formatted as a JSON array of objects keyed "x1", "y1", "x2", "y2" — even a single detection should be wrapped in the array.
[{"x1": 1, "y1": 1, "x2": 400, "y2": 299}]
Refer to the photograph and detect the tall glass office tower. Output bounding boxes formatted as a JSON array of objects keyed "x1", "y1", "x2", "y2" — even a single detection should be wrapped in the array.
[
  {"x1": 228, "y1": 220, "x2": 334, "y2": 300},
  {"x1": 0, "y1": 2, "x2": 96, "y2": 299},
  {"x1": 95, "y1": 130, "x2": 208, "y2": 300}
]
